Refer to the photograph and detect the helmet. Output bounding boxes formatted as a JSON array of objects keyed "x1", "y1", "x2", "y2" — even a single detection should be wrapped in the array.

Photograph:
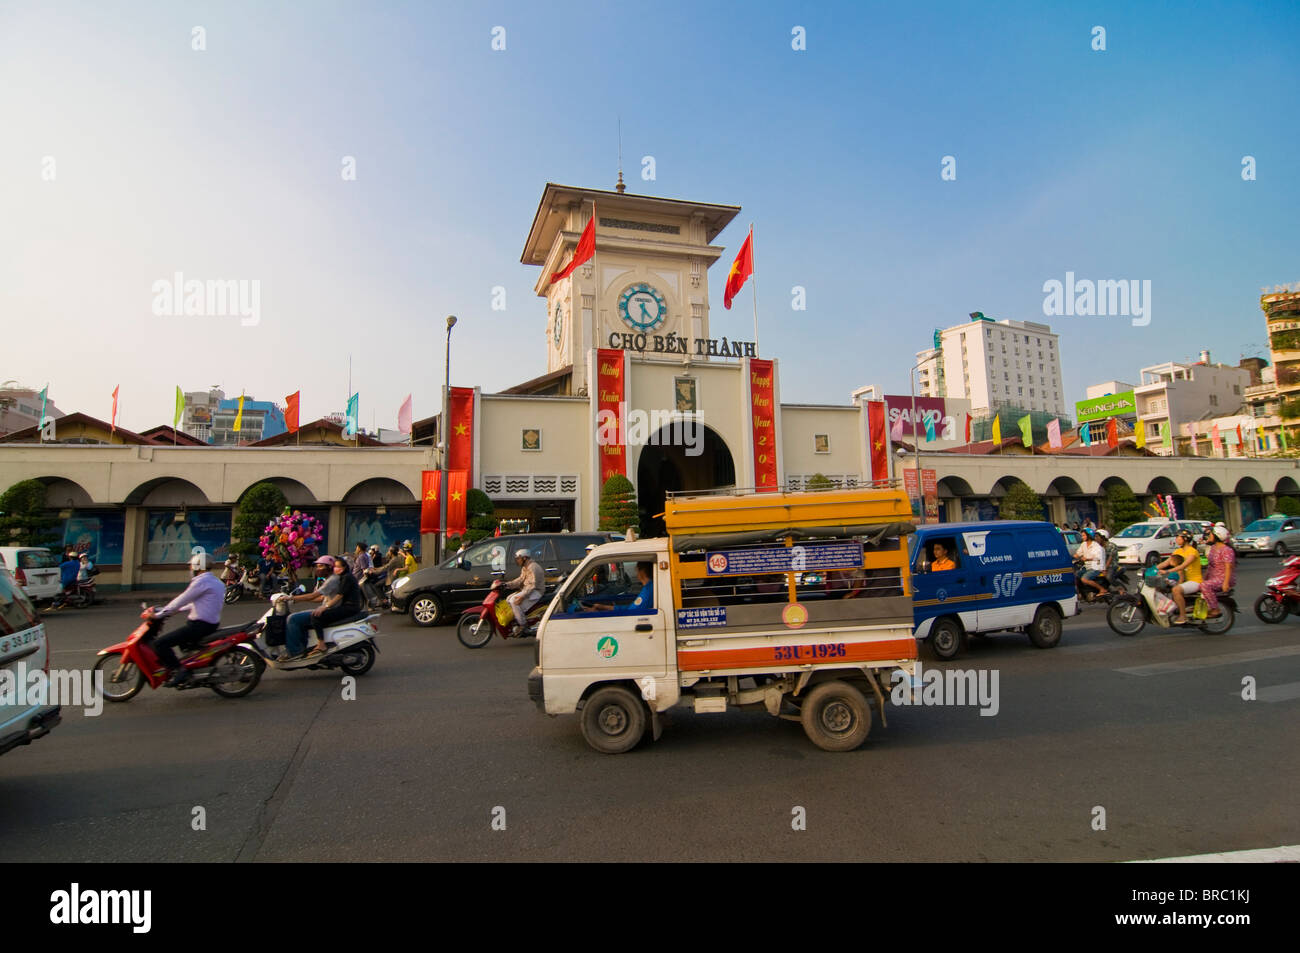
[
  {"x1": 402, "y1": 540, "x2": 413, "y2": 551},
  {"x1": 315, "y1": 555, "x2": 335, "y2": 567},
  {"x1": 1213, "y1": 525, "x2": 1229, "y2": 541},
  {"x1": 515, "y1": 549, "x2": 530, "y2": 560},
  {"x1": 1096, "y1": 529, "x2": 1109, "y2": 540},
  {"x1": 190, "y1": 553, "x2": 209, "y2": 572},
  {"x1": 369, "y1": 544, "x2": 380, "y2": 554}
]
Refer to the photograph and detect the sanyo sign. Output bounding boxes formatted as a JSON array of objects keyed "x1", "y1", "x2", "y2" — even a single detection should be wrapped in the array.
[{"x1": 883, "y1": 395, "x2": 971, "y2": 442}]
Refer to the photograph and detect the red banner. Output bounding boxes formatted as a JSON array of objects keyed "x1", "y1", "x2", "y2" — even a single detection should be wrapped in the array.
[
  {"x1": 420, "y1": 470, "x2": 440, "y2": 534},
  {"x1": 750, "y1": 359, "x2": 777, "y2": 492},
  {"x1": 448, "y1": 387, "x2": 474, "y2": 486},
  {"x1": 596, "y1": 349, "x2": 626, "y2": 483},
  {"x1": 867, "y1": 399, "x2": 888, "y2": 485},
  {"x1": 285, "y1": 391, "x2": 300, "y2": 434},
  {"x1": 447, "y1": 469, "x2": 468, "y2": 536}
]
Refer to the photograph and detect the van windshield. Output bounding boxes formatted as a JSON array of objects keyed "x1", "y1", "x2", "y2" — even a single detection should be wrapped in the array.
[{"x1": 1114, "y1": 524, "x2": 1159, "y2": 539}]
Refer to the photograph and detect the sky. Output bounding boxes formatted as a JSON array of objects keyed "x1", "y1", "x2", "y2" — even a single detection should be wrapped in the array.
[{"x1": 2, "y1": 0, "x2": 1298, "y2": 432}]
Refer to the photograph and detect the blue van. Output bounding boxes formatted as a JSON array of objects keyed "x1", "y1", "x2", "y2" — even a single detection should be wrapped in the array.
[{"x1": 908, "y1": 521, "x2": 1077, "y2": 660}]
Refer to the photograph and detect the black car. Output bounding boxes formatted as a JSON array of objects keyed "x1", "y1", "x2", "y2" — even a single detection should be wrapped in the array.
[{"x1": 391, "y1": 532, "x2": 616, "y2": 626}]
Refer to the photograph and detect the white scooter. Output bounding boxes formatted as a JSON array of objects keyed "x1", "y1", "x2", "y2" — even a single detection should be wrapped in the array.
[
  {"x1": 1106, "y1": 567, "x2": 1235, "y2": 637},
  {"x1": 240, "y1": 593, "x2": 381, "y2": 676}
]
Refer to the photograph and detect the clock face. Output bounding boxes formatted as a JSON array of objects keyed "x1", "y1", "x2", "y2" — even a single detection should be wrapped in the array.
[
  {"x1": 618, "y1": 283, "x2": 667, "y2": 333},
  {"x1": 553, "y1": 301, "x2": 564, "y2": 348}
]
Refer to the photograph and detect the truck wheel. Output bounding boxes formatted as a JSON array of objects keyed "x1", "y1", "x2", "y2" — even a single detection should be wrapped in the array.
[
  {"x1": 800, "y1": 681, "x2": 871, "y2": 752},
  {"x1": 580, "y1": 687, "x2": 647, "y2": 754},
  {"x1": 928, "y1": 618, "x2": 964, "y2": 660},
  {"x1": 1027, "y1": 605, "x2": 1063, "y2": 648}
]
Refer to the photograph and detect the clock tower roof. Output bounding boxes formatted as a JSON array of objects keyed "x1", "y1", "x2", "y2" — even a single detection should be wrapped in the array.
[{"x1": 520, "y1": 182, "x2": 741, "y2": 266}]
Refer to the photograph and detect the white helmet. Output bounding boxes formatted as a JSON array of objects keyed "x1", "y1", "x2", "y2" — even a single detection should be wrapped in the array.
[
  {"x1": 190, "y1": 552, "x2": 210, "y2": 572},
  {"x1": 1213, "y1": 524, "x2": 1229, "y2": 541},
  {"x1": 1096, "y1": 529, "x2": 1109, "y2": 540},
  {"x1": 515, "y1": 549, "x2": 530, "y2": 560}
]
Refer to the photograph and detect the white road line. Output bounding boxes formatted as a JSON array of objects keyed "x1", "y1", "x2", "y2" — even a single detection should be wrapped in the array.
[
  {"x1": 1117, "y1": 644, "x2": 1300, "y2": 676},
  {"x1": 1257, "y1": 681, "x2": 1300, "y2": 703},
  {"x1": 1130, "y1": 844, "x2": 1300, "y2": 863}
]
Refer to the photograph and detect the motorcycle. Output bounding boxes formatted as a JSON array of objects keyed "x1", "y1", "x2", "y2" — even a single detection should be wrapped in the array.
[
  {"x1": 50, "y1": 578, "x2": 96, "y2": 610},
  {"x1": 241, "y1": 594, "x2": 381, "y2": 675},
  {"x1": 223, "y1": 567, "x2": 263, "y2": 604},
  {"x1": 1106, "y1": 568, "x2": 1236, "y2": 636},
  {"x1": 1254, "y1": 554, "x2": 1300, "y2": 623},
  {"x1": 456, "y1": 580, "x2": 547, "y2": 649},
  {"x1": 1073, "y1": 559, "x2": 1130, "y2": 606},
  {"x1": 93, "y1": 607, "x2": 265, "y2": 702}
]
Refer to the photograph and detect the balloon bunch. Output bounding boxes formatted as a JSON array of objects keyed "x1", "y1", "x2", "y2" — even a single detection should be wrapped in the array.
[{"x1": 258, "y1": 508, "x2": 325, "y2": 570}]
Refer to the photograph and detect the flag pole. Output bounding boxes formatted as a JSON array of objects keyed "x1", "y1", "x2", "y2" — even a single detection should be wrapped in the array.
[{"x1": 749, "y1": 224, "x2": 759, "y2": 355}]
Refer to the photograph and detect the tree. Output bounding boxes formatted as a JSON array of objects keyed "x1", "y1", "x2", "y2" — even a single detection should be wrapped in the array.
[
  {"x1": 1185, "y1": 495, "x2": 1222, "y2": 522},
  {"x1": 465, "y1": 488, "x2": 496, "y2": 543},
  {"x1": 997, "y1": 480, "x2": 1045, "y2": 521},
  {"x1": 598, "y1": 474, "x2": 638, "y2": 533},
  {"x1": 0, "y1": 479, "x2": 61, "y2": 548},
  {"x1": 805, "y1": 473, "x2": 835, "y2": 491},
  {"x1": 1276, "y1": 496, "x2": 1300, "y2": 517},
  {"x1": 1104, "y1": 484, "x2": 1144, "y2": 532},
  {"x1": 231, "y1": 482, "x2": 289, "y2": 558}
]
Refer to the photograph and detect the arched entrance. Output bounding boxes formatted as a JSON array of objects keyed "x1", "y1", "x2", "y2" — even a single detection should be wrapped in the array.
[{"x1": 635, "y1": 424, "x2": 735, "y2": 536}]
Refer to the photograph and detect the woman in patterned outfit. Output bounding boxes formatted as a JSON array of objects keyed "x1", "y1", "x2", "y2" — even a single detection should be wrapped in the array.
[{"x1": 1200, "y1": 525, "x2": 1235, "y2": 618}]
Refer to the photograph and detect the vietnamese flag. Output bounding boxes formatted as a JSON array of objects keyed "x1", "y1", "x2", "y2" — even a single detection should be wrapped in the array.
[
  {"x1": 866, "y1": 400, "x2": 888, "y2": 484},
  {"x1": 964, "y1": 413, "x2": 972, "y2": 444},
  {"x1": 1106, "y1": 417, "x2": 1118, "y2": 448},
  {"x1": 723, "y1": 226, "x2": 754, "y2": 310},
  {"x1": 549, "y1": 205, "x2": 595, "y2": 285},
  {"x1": 285, "y1": 391, "x2": 300, "y2": 434},
  {"x1": 447, "y1": 470, "x2": 468, "y2": 536},
  {"x1": 448, "y1": 387, "x2": 475, "y2": 486},
  {"x1": 420, "y1": 470, "x2": 440, "y2": 534},
  {"x1": 111, "y1": 385, "x2": 119, "y2": 433}
]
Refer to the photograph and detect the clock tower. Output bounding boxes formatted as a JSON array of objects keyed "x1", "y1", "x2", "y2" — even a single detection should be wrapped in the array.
[{"x1": 521, "y1": 181, "x2": 742, "y2": 394}]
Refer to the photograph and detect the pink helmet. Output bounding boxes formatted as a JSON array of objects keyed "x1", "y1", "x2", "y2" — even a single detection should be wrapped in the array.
[{"x1": 315, "y1": 555, "x2": 335, "y2": 567}]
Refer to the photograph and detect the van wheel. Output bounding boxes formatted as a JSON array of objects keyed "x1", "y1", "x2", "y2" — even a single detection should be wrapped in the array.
[
  {"x1": 800, "y1": 681, "x2": 871, "y2": 752},
  {"x1": 1028, "y1": 605, "x2": 1063, "y2": 648},
  {"x1": 580, "y1": 687, "x2": 647, "y2": 754},
  {"x1": 928, "y1": 619, "x2": 964, "y2": 660},
  {"x1": 409, "y1": 594, "x2": 443, "y2": 627}
]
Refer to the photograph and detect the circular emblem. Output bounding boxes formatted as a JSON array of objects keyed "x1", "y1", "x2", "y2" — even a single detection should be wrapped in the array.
[
  {"x1": 618, "y1": 283, "x2": 668, "y2": 332},
  {"x1": 597, "y1": 636, "x2": 619, "y2": 659},
  {"x1": 936, "y1": 588, "x2": 947, "y2": 603},
  {"x1": 553, "y1": 301, "x2": 564, "y2": 347},
  {"x1": 782, "y1": 603, "x2": 809, "y2": 629},
  {"x1": 707, "y1": 553, "x2": 729, "y2": 573}
]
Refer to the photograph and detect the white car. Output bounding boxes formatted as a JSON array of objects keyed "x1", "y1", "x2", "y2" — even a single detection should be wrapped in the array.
[
  {"x1": 1111, "y1": 520, "x2": 1212, "y2": 567},
  {"x1": 0, "y1": 564, "x2": 61, "y2": 757},
  {"x1": 0, "y1": 546, "x2": 64, "y2": 603}
]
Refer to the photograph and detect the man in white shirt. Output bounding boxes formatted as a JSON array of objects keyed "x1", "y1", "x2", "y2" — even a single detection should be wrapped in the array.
[
  {"x1": 1076, "y1": 529, "x2": 1106, "y2": 600},
  {"x1": 503, "y1": 549, "x2": 545, "y2": 633}
]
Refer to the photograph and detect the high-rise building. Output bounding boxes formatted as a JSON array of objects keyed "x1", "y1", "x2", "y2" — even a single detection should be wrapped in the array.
[
  {"x1": 0, "y1": 386, "x2": 64, "y2": 436},
  {"x1": 1264, "y1": 288, "x2": 1300, "y2": 436},
  {"x1": 928, "y1": 315, "x2": 1065, "y2": 418},
  {"x1": 1134, "y1": 351, "x2": 1250, "y2": 455},
  {"x1": 211, "y1": 398, "x2": 287, "y2": 445},
  {"x1": 181, "y1": 387, "x2": 224, "y2": 442}
]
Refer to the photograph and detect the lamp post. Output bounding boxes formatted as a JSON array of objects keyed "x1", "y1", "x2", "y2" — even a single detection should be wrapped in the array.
[
  {"x1": 909, "y1": 360, "x2": 927, "y2": 524},
  {"x1": 438, "y1": 315, "x2": 457, "y2": 562}
]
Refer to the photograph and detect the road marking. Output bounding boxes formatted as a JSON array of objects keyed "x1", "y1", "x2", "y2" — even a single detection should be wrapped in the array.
[
  {"x1": 1117, "y1": 644, "x2": 1300, "y2": 676},
  {"x1": 1257, "y1": 680, "x2": 1300, "y2": 703},
  {"x1": 1129, "y1": 844, "x2": 1300, "y2": 863}
]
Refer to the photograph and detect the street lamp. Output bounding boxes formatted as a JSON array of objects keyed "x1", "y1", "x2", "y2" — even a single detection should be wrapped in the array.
[
  {"x1": 908, "y1": 360, "x2": 928, "y2": 524},
  {"x1": 438, "y1": 315, "x2": 457, "y2": 562}
]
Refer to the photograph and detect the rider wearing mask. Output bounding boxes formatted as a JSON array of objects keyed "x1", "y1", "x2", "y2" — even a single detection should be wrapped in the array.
[
  {"x1": 1200, "y1": 525, "x2": 1235, "y2": 620},
  {"x1": 155, "y1": 553, "x2": 227, "y2": 685},
  {"x1": 1156, "y1": 530, "x2": 1202, "y2": 624}
]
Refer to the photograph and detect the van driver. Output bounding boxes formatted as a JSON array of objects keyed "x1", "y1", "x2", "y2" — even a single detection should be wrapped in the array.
[{"x1": 930, "y1": 541, "x2": 956, "y2": 572}]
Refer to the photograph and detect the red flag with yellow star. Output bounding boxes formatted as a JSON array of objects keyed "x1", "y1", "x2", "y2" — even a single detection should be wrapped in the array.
[
  {"x1": 867, "y1": 400, "x2": 888, "y2": 484},
  {"x1": 448, "y1": 387, "x2": 475, "y2": 486},
  {"x1": 447, "y1": 470, "x2": 468, "y2": 536},
  {"x1": 723, "y1": 226, "x2": 754, "y2": 310},
  {"x1": 420, "y1": 470, "x2": 440, "y2": 534}
]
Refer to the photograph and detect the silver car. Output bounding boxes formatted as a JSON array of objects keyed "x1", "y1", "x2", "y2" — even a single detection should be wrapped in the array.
[{"x1": 1233, "y1": 517, "x2": 1300, "y2": 557}]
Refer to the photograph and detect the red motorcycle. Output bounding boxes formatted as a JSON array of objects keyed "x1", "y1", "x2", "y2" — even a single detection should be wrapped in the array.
[
  {"x1": 93, "y1": 607, "x2": 265, "y2": 701},
  {"x1": 456, "y1": 580, "x2": 546, "y2": 649},
  {"x1": 1254, "y1": 554, "x2": 1300, "y2": 623}
]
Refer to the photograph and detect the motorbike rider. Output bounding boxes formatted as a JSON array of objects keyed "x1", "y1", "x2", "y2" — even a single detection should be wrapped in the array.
[
  {"x1": 282, "y1": 555, "x2": 364, "y2": 659},
  {"x1": 502, "y1": 548, "x2": 545, "y2": 634},
  {"x1": 77, "y1": 552, "x2": 96, "y2": 583},
  {"x1": 49, "y1": 550, "x2": 80, "y2": 610},
  {"x1": 398, "y1": 540, "x2": 418, "y2": 577},
  {"x1": 220, "y1": 554, "x2": 242, "y2": 586},
  {"x1": 1200, "y1": 525, "x2": 1236, "y2": 620},
  {"x1": 362, "y1": 544, "x2": 403, "y2": 608},
  {"x1": 281, "y1": 556, "x2": 335, "y2": 660},
  {"x1": 1156, "y1": 529, "x2": 1202, "y2": 624},
  {"x1": 1076, "y1": 528, "x2": 1107, "y2": 600},
  {"x1": 350, "y1": 541, "x2": 372, "y2": 577},
  {"x1": 155, "y1": 552, "x2": 227, "y2": 686}
]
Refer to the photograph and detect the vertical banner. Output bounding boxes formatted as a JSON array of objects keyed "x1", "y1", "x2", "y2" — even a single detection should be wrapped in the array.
[
  {"x1": 420, "y1": 470, "x2": 441, "y2": 534},
  {"x1": 285, "y1": 391, "x2": 300, "y2": 434},
  {"x1": 447, "y1": 469, "x2": 468, "y2": 536},
  {"x1": 749, "y1": 358, "x2": 777, "y2": 492},
  {"x1": 595, "y1": 348, "x2": 626, "y2": 483},
  {"x1": 903, "y1": 468, "x2": 921, "y2": 520},
  {"x1": 111, "y1": 385, "x2": 119, "y2": 434},
  {"x1": 922, "y1": 468, "x2": 938, "y2": 522},
  {"x1": 866, "y1": 399, "x2": 888, "y2": 484},
  {"x1": 448, "y1": 387, "x2": 475, "y2": 486}
]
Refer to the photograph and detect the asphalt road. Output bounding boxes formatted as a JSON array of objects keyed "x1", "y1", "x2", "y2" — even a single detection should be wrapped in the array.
[{"x1": 3, "y1": 559, "x2": 1298, "y2": 862}]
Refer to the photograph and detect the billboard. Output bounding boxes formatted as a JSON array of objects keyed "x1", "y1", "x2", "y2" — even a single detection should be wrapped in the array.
[
  {"x1": 1075, "y1": 391, "x2": 1135, "y2": 423},
  {"x1": 883, "y1": 395, "x2": 971, "y2": 442}
]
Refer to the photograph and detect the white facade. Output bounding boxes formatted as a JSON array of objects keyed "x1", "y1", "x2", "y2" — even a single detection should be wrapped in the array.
[
  {"x1": 181, "y1": 387, "x2": 223, "y2": 443},
  {"x1": 1135, "y1": 358, "x2": 1250, "y2": 457},
  {"x1": 915, "y1": 347, "x2": 943, "y2": 398},
  {"x1": 1086, "y1": 380, "x2": 1135, "y2": 400},
  {"x1": 936, "y1": 318, "x2": 1065, "y2": 417}
]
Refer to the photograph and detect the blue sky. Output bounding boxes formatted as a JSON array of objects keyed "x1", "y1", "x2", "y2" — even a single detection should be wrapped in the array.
[{"x1": 2, "y1": 0, "x2": 1297, "y2": 431}]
